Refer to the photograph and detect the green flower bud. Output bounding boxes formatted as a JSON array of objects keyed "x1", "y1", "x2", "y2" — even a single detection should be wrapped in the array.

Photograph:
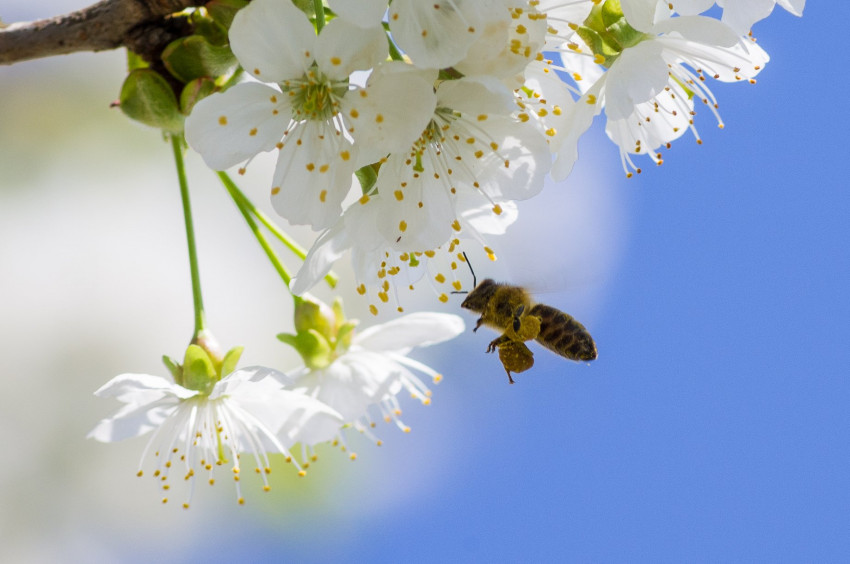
[
  {"x1": 277, "y1": 329, "x2": 333, "y2": 370},
  {"x1": 220, "y1": 345, "x2": 244, "y2": 379},
  {"x1": 119, "y1": 69, "x2": 184, "y2": 133},
  {"x1": 162, "y1": 35, "x2": 238, "y2": 84},
  {"x1": 160, "y1": 338, "x2": 244, "y2": 394},
  {"x1": 180, "y1": 77, "x2": 217, "y2": 116},
  {"x1": 293, "y1": 298, "x2": 335, "y2": 339},
  {"x1": 182, "y1": 344, "x2": 218, "y2": 395}
]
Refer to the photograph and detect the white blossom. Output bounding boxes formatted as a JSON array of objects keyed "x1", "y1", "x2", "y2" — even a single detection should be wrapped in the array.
[
  {"x1": 280, "y1": 307, "x2": 465, "y2": 453},
  {"x1": 88, "y1": 366, "x2": 343, "y2": 507},
  {"x1": 548, "y1": 0, "x2": 769, "y2": 176},
  {"x1": 185, "y1": 0, "x2": 435, "y2": 229}
]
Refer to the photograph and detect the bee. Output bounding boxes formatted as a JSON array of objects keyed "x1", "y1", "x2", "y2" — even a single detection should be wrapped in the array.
[{"x1": 460, "y1": 278, "x2": 598, "y2": 384}]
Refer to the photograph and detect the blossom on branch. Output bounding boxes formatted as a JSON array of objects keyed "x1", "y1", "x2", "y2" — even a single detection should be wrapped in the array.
[{"x1": 185, "y1": 0, "x2": 436, "y2": 229}]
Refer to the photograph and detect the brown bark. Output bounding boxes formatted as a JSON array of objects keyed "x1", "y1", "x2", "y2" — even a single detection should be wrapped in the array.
[{"x1": 0, "y1": 0, "x2": 206, "y2": 65}]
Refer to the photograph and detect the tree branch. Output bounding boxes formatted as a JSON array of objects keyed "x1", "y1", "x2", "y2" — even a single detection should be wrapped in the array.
[{"x1": 0, "y1": 0, "x2": 206, "y2": 66}]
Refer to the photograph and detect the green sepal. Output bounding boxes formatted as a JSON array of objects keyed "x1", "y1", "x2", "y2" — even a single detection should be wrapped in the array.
[
  {"x1": 579, "y1": 0, "x2": 648, "y2": 67},
  {"x1": 182, "y1": 344, "x2": 218, "y2": 394},
  {"x1": 336, "y1": 320, "x2": 359, "y2": 351},
  {"x1": 277, "y1": 329, "x2": 333, "y2": 370},
  {"x1": 206, "y1": 0, "x2": 249, "y2": 31},
  {"x1": 220, "y1": 345, "x2": 244, "y2": 378},
  {"x1": 292, "y1": 0, "x2": 315, "y2": 19},
  {"x1": 355, "y1": 164, "x2": 380, "y2": 195},
  {"x1": 119, "y1": 69, "x2": 184, "y2": 133},
  {"x1": 332, "y1": 297, "x2": 346, "y2": 330},
  {"x1": 600, "y1": 0, "x2": 625, "y2": 29},
  {"x1": 162, "y1": 35, "x2": 238, "y2": 84},
  {"x1": 293, "y1": 299, "x2": 333, "y2": 338},
  {"x1": 180, "y1": 77, "x2": 217, "y2": 115},
  {"x1": 162, "y1": 354, "x2": 183, "y2": 386}
]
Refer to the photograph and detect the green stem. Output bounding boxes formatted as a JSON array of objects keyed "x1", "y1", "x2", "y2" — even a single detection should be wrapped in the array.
[
  {"x1": 313, "y1": 0, "x2": 325, "y2": 32},
  {"x1": 218, "y1": 172, "x2": 338, "y2": 289},
  {"x1": 171, "y1": 134, "x2": 207, "y2": 335},
  {"x1": 382, "y1": 22, "x2": 405, "y2": 61},
  {"x1": 218, "y1": 172, "x2": 293, "y2": 287}
]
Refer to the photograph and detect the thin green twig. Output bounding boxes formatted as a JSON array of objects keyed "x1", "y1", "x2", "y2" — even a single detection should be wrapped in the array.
[{"x1": 171, "y1": 134, "x2": 207, "y2": 335}]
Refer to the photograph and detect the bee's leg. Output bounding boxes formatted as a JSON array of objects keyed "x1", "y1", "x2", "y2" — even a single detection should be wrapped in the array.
[
  {"x1": 486, "y1": 333, "x2": 511, "y2": 353},
  {"x1": 497, "y1": 340, "x2": 534, "y2": 382}
]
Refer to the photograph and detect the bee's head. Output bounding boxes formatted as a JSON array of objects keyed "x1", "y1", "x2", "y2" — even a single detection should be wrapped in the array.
[{"x1": 460, "y1": 278, "x2": 498, "y2": 313}]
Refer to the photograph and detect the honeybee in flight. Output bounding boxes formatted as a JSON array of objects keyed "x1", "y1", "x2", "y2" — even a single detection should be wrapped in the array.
[{"x1": 457, "y1": 259, "x2": 597, "y2": 383}]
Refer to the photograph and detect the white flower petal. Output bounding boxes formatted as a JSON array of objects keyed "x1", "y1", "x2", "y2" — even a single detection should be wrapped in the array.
[
  {"x1": 718, "y1": 0, "x2": 777, "y2": 34},
  {"x1": 229, "y1": 0, "x2": 316, "y2": 82},
  {"x1": 670, "y1": 0, "x2": 716, "y2": 15},
  {"x1": 388, "y1": 0, "x2": 488, "y2": 68},
  {"x1": 437, "y1": 76, "x2": 515, "y2": 116},
  {"x1": 604, "y1": 78, "x2": 692, "y2": 155},
  {"x1": 453, "y1": 4, "x2": 547, "y2": 81},
  {"x1": 605, "y1": 40, "x2": 669, "y2": 120},
  {"x1": 349, "y1": 62, "x2": 438, "y2": 166},
  {"x1": 290, "y1": 219, "x2": 349, "y2": 296},
  {"x1": 260, "y1": 389, "x2": 344, "y2": 446},
  {"x1": 652, "y1": 14, "x2": 740, "y2": 49},
  {"x1": 92, "y1": 373, "x2": 194, "y2": 403},
  {"x1": 270, "y1": 121, "x2": 356, "y2": 229},
  {"x1": 87, "y1": 399, "x2": 177, "y2": 442},
  {"x1": 327, "y1": 0, "x2": 388, "y2": 28},
  {"x1": 456, "y1": 115, "x2": 551, "y2": 201},
  {"x1": 185, "y1": 82, "x2": 290, "y2": 170},
  {"x1": 621, "y1": 0, "x2": 665, "y2": 31},
  {"x1": 551, "y1": 93, "x2": 598, "y2": 181},
  {"x1": 354, "y1": 312, "x2": 465, "y2": 352},
  {"x1": 373, "y1": 153, "x2": 457, "y2": 250},
  {"x1": 775, "y1": 0, "x2": 805, "y2": 17},
  {"x1": 315, "y1": 17, "x2": 388, "y2": 80},
  {"x1": 459, "y1": 197, "x2": 518, "y2": 236}
]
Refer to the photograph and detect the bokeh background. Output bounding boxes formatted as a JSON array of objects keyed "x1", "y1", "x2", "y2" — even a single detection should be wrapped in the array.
[{"x1": 2, "y1": 2, "x2": 848, "y2": 561}]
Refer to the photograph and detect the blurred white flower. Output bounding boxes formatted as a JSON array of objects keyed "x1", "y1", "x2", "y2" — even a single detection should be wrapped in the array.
[
  {"x1": 185, "y1": 0, "x2": 435, "y2": 229},
  {"x1": 279, "y1": 301, "x2": 465, "y2": 456},
  {"x1": 88, "y1": 366, "x2": 343, "y2": 507}
]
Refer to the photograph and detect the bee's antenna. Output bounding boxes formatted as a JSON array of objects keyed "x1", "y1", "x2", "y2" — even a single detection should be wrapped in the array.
[{"x1": 450, "y1": 251, "x2": 476, "y2": 294}]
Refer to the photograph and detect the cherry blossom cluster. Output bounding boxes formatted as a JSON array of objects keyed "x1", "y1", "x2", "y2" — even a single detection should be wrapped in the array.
[{"x1": 184, "y1": 0, "x2": 800, "y2": 314}]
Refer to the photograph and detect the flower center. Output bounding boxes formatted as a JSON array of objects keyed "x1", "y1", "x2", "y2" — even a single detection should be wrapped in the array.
[{"x1": 283, "y1": 68, "x2": 348, "y2": 122}]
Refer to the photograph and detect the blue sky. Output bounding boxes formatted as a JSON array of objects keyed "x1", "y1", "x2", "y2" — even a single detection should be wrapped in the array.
[{"x1": 1, "y1": 2, "x2": 848, "y2": 562}]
